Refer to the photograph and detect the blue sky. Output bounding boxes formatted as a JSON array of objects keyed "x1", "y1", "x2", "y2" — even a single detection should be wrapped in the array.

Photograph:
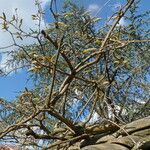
[
  {"x1": 0, "y1": 0, "x2": 149, "y2": 101},
  {"x1": 0, "y1": 69, "x2": 33, "y2": 101}
]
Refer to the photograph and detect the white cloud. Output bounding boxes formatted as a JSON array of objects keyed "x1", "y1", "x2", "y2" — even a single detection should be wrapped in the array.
[
  {"x1": 89, "y1": 112, "x2": 99, "y2": 124},
  {"x1": 0, "y1": 53, "x2": 11, "y2": 73},
  {"x1": 0, "y1": 0, "x2": 50, "y2": 73},
  {"x1": 107, "y1": 16, "x2": 127, "y2": 27},
  {"x1": 88, "y1": 4, "x2": 100, "y2": 15},
  {"x1": 0, "y1": 0, "x2": 48, "y2": 48},
  {"x1": 113, "y1": 3, "x2": 122, "y2": 11},
  {"x1": 118, "y1": 17, "x2": 126, "y2": 26},
  {"x1": 0, "y1": 52, "x2": 18, "y2": 74},
  {"x1": 109, "y1": 3, "x2": 126, "y2": 26},
  {"x1": 41, "y1": 0, "x2": 51, "y2": 7}
]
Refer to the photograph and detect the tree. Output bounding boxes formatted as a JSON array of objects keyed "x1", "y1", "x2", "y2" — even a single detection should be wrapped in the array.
[{"x1": 0, "y1": 0, "x2": 149, "y2": 149}]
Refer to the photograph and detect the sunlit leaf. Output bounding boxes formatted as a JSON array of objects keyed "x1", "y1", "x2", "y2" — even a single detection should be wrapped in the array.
[{"x1": 82, "y1": 48, "x2": 97, "y2": 54}]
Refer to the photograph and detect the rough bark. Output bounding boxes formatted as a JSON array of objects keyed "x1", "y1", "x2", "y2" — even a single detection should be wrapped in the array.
[{"x1": 70, "y1": 116, "x2": 150, "y2": 150}]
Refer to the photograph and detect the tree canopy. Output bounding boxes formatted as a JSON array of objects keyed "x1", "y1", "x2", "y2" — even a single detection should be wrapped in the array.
[{"x1": 0, "y1": 0, "x2": 150, "y2": 149}]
